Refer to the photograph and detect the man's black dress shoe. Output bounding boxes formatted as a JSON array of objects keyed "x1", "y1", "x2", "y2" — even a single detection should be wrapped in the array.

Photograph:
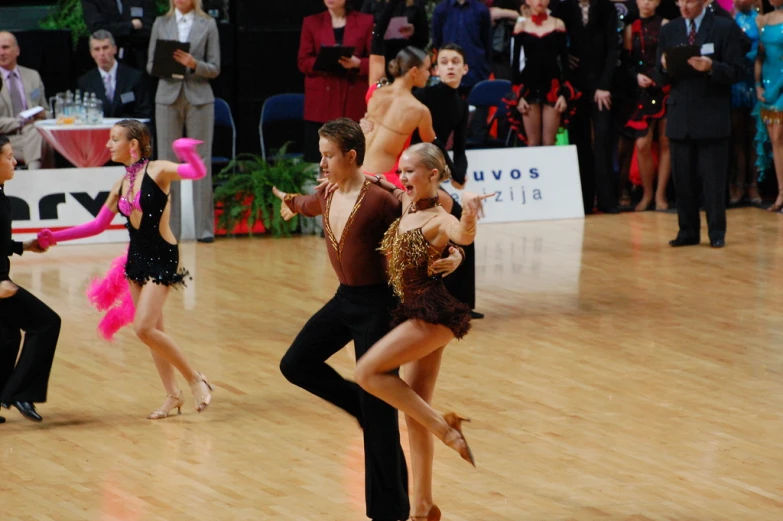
[
  {"x1": 4, "y1": 401, "x2": 42, "y2": 422},
  {"x1": 470, "y1": 311, "x2": 484, "y2": 319},
  {"x1": 197, "y1": 237, "x2": 214, "y2": 244},
  {"x1": 710, "y1": 239, "x2": 725, "y2": 248},
  {"x1": 669, "y1": 237, "x2": 700, "y2": 247}
]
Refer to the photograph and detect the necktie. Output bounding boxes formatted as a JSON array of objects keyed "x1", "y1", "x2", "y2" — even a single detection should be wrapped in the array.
[
  {"x1": 116, "y1": 0, "x2": 123, "y2": 14},
  {"x1": 104, "y1": 73, "x2": 114, "y2": 103},
  {"x1": 579, "y1": 0, "x2": 590, "y2": 26},
  {"x1": 7, "y1": 72, "x2": 24, "y2": 117},
  {"x1": 688, "y1": 19, "x2": 697, "y2": 45}
]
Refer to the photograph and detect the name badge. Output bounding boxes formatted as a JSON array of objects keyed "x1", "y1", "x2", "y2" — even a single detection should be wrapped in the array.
[
  {"x1": 130, "y1": 7, "x2": 143, "y2": 17},
  {"x1": 30, "y1": 88, "x2": 40, "y2": 100},
  {"x1": 120, "y1": 91, "x2": 136, "y2": 104},
  {"x1": 701, "y1": 43, "x2": 715, "y2": 56}
]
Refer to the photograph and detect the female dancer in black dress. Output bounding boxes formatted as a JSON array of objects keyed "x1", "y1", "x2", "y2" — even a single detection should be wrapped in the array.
[
  {"x1": 505, "y1": 0, "x2": 579, "y2": 146},
  {"x1": 623, "y1": 0, "x2": 671, "y2": 211},
  {"x1": 356, "y1": 143, "x2": 492, "y2": 521},
  {"x1": 37, "y1": 120, "x2": 213, "y2": 419}
]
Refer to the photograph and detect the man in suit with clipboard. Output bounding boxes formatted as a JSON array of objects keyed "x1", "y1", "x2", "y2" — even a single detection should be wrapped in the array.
[
  {"x1": 77, "y1": 30, "x2": 152, "y2": 119},
  {"x1": 657, "y1": 0, "x2": 744, "y2": 248}
]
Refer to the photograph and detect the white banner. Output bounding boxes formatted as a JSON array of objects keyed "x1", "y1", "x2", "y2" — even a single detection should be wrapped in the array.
[
  {"x1": 443, "y1": 145, "x2": 584, "y2": 223},
  {"x1": 5, "y1": 166, "x2": 128, "y2": 244}
]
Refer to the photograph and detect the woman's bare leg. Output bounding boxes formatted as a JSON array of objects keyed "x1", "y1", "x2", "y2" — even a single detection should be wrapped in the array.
[
  {"x1": 404, "y1": 347, "x2": 445, "y2": 517},
  {"x1": 634, "y1": 128, "x2": 655, "y2": 211},
  {"x1": 767, "y1": 122, "x2": 783, "y2": 211},
  {"x1": 541, "y1": 105, "x2": 562, "y2": 147},
  {"x1": 132, "y1": 282, "x2": 211, "y2": 411},
  {"x1": 133, "y1": 282, "x2": 199, "y2": 382},
  {"x1": 522, "y1": 104, "x2": 542, "y2": 147},
  {"x1": 130, "y1": 282, "x2": 180, "y2": 396},
  {"x1": 355, "y1": 320, "x2": 470, "y2": 460}
]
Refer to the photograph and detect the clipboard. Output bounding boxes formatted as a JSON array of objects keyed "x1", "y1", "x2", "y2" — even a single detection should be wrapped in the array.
[
  {"x1": 384, "y1": 16, "x2": 410, "y2": 40},
  {"x1": 151, "y1": 39, "x2": 191, "y2": 79},
  {"x1": 664, "y1": 45, "x2": 701, "y2": 80},
  {"x1": 313, "y1": 45, "x2": 356, "y2": 74}
]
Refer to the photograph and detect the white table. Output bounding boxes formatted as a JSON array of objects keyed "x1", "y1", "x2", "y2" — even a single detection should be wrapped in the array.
[{"x1": 35, "y1": 118, "x2": 149, "y2": 168}]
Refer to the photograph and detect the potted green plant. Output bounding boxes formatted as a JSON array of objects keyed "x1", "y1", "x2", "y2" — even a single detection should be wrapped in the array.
[
  {"x1": 213, "y1": 146, "x2": 315, "y2": 238},
  {"x1": 39, "y1": 0, "x2": 89, "y2": 47}
]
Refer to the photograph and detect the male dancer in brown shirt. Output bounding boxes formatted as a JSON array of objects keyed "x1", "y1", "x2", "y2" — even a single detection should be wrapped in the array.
[{"x1": 272, "y1": 118, "x2": 460, "y2": 521}]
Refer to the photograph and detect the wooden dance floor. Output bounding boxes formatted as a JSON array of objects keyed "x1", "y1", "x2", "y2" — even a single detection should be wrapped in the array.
[{"x1": 3, "y1": 208, "x2": 783, "y2": 520}]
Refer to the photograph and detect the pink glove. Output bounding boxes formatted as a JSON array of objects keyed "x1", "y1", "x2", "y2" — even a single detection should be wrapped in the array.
[
  {"x1": 38, "y1": 206, "x2": 115, "y2": 248},
  {"x1": 172, "y1": 137, "x2": 207, "y2": 180}
]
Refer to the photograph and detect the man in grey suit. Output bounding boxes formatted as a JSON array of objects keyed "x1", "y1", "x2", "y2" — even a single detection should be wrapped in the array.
[
  {"x1": 148, "y1": 5, "x2": 220, "y2": 242},
  {"x1": 0, "y1": 32, "x2": 52, "y2": 170},
  {"x1": 657, "y1": 0, "x2": 744, "y2": 249}
]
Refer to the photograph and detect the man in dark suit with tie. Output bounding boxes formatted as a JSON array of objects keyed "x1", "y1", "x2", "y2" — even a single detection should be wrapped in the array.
[
  {"x1": 81, "y1": 0, "x2": 157, "y2": 72},
  {"x1": 657, "y1": 0, "x2": 744, "y2": 248},
  {"x1": 77, "y1": 30, "x2": 152, "y2": 119}
]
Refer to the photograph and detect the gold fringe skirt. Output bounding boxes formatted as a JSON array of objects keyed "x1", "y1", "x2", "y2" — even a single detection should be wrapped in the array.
[{"x1": 761, "y1": 107, "x2": 783, "y2": 125}]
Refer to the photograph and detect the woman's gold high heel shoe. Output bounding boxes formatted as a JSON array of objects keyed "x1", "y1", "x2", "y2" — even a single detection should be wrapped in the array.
[
  {"x1": 190, "y1": 372, "x2": 213, "y2": 413},
  {"x1": 147, "y1": 390, "x2": 184, "y2": 420},
  {"x1": 443, "y1": 412, "x2": 475, "y2": 466},
  {"x1": 410, "y1": 505, "x2": 441, "y2": 521}
]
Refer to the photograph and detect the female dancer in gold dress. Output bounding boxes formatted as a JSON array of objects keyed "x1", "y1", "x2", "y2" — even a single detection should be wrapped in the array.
[{"x1": 356, "y1": 143, "x2": 492, "y2": 520}]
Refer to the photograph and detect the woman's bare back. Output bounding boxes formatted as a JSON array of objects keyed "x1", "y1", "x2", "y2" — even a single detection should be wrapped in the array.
[{"x1": 363, "y1": 85, "x2": 433, "y2": 174}]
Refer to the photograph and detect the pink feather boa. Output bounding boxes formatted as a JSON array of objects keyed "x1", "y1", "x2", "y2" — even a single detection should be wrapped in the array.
[{"x1": 86, "y1": 250, "x2": 135, "y2": 340}]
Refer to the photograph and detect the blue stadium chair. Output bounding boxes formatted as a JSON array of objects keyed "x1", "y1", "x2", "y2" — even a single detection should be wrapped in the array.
[
  {"x1": 465, "y1": 79, "x2": 512, "y2": 149},
  {"x1": 212, "y1": 97, "x2": 236, "y2": 173},
  {"x1": 259, "y1": 93, "x2": 305, "y2": 161}
]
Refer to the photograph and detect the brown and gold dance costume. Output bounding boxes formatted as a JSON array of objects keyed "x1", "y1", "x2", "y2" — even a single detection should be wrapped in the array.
[
  {"x1": 279, "y1": 180, "x2": 410, "y2": 521},
  {"x1": 380, "y1": 197, "x2": 471, "y2": 339}
]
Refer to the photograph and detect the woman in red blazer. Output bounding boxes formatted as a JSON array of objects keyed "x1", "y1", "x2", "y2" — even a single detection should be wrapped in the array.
[{"x1": 298, "y1": 0, "x2": 373, "y2": 162}]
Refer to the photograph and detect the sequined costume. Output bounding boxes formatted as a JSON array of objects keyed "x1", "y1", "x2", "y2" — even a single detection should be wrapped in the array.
[
  {"x1": 625, "y1": 16, "x2": 670, "y2": 137},
  {"x1": 732, "y1": 9, "x2": 759, "y2": 109},
  {"x1": 119, "y1": 165, "x2": 189, "y2": 287},
  {"x1": 754, "y1": 22, "x2": 783, "y2": 178},
  {"x1": 379, "y1": 213, "x2": 471, "y2": 339}
]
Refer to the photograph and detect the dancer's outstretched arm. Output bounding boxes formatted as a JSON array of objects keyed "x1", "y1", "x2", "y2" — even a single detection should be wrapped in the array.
[
  {"x1": 442, "y1": 192, "x2": 494, "y2": 246},
  {"x1": 272, "y1": 185, "x2": 324, "y2": 221},
  {"x1": 37, "y1": 179, "x2": 122, "y2": 248},
  {"x1": 365, "y1": 173, "x2": 405, "y2": 201},
  {"x1": 154, "y1": 137, "x2": 208, "y2": 182}
]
